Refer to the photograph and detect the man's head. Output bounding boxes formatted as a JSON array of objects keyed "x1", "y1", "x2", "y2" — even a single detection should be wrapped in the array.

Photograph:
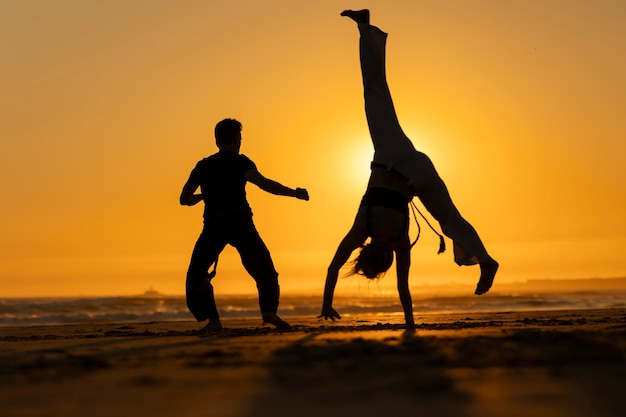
[{"x1": 214, "y1": 118, "x2": 242, "y2": 150}]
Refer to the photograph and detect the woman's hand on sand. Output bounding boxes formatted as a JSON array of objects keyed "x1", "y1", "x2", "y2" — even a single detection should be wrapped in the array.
[{"x1": 318, "y1": 306, "x2": 342, "y2": 321}]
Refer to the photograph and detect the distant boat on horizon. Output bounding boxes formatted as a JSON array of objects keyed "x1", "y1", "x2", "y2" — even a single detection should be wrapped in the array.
[{"x1": 143, "y1": 287, "x2": 160, "y2": 296}]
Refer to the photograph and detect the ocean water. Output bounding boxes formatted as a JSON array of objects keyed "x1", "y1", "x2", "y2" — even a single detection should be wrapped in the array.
[{"x1": 1, "y1": 290, "x2": 625, "y2": 327}]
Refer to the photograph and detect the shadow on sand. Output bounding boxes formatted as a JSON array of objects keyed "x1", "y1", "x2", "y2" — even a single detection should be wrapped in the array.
[{"x1": 246, "y1": 318, "x2": 626, "y2": 417}]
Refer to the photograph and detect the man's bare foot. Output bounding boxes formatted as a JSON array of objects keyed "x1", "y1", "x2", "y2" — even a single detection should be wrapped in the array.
[
  {"x1": 200, "y1": 318, "x2": 223, "y2": 332},
  {"x1": 340, "y1": 9, "x2": 370, "y2": 24},
  {"x1": 262, "y1": 313, "x2": 292, "y2": 330},
  {"x1": 475, "y1": 258, "x2": 499, "y2": 295}
]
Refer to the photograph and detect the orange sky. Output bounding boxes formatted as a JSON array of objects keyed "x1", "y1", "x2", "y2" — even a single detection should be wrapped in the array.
[{"x1": 2, "y1": 0, "x2": 625, "y2": 297}]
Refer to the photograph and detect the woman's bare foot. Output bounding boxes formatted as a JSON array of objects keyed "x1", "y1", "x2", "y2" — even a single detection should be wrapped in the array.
[
  {"x1": 340, "y1": 9, "x2": 370, "y2": 24},
  {"x1": 262, "y1": 312, "x2": 292, "y2": 330},
  {"x1": 475, "y1": 258, "x2": 499, "y2": 295}
]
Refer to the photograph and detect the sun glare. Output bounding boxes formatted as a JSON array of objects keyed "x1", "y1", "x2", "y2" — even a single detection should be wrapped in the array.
[{"x1": 345, "y1": 138, "x2": 374, "y2": 187}]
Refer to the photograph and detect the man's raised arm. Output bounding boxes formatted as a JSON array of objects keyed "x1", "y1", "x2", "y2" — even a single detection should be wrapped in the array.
[{"x1": 245, "y1": 169, "x2": 309, "y2": 200}]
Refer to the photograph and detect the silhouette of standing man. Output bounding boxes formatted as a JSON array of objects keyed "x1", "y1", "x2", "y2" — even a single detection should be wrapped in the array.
[{"x1": 180, "y1": 118, "x2": 309, "y2": 331}]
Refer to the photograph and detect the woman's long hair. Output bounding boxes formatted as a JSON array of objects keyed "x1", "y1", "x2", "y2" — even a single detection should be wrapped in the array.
[{"x1": 349, "y1": 241, "x2": 394, "y2": 280}]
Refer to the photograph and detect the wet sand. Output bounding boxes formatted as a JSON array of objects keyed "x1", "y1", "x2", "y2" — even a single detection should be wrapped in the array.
[{"x1": 1, "y1": 308, "x2": 625, "y2": 417}]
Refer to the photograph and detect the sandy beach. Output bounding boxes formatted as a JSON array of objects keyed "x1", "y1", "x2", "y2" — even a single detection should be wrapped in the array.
[{"x1": 1, "y1": 308, "x2": 625, "y2": 417}]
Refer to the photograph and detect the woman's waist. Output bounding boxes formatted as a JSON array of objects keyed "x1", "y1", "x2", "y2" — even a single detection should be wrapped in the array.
[{"x1": 360, "y1": 187, "x2": 409, "y2": 213}]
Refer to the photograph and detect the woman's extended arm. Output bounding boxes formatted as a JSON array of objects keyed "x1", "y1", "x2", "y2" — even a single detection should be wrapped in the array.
[
  {"x1": 394, "y1": 239, "x2": 414, "y2": 329},
  {"x1": 319, "y1": 215, "x2": 368, "y2": 320}
]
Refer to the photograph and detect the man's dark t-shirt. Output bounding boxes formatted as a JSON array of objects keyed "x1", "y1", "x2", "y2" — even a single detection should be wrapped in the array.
[{"x1": 187, "y1": 151, "x2": 256, "y2": 219}]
